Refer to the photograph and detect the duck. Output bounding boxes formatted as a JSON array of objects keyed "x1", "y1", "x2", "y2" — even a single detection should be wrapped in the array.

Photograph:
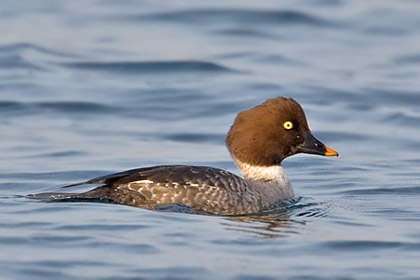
[{"x1": 28, "y1": 97, "x2": 338, "y2": 215}]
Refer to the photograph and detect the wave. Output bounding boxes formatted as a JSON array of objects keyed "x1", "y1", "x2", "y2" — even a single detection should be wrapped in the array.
[
  {"x1": 124, "y1": 8, "x2": 338, "y2": 28},
  {"x1": 62, "y1": 60, "x2": 235, "y2": 74},
  {"x1": 336, "y1": 186, "x2": 420, "y2": 195},
  {"x1": 0, "y1": 101, "x2": 114, "y2": 116},
  {"x1": 0, "y1": 43, "x2": 77, "y2": 58},
  {"x1": 394, "y1": 54, "x2": 420, "y2": 65},
  {"x1": 0, "y1": 43, "x2": 78, "y2": 71}
]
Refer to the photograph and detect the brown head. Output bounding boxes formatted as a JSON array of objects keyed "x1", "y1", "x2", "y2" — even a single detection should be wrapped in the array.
[{"x1": 226, "y1": 97, "x2": 338, "y2": 166}]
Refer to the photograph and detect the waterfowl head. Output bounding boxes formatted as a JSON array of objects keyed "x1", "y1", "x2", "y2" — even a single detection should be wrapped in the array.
[{"x1": 226, "y1": 97, "x2": 338, "y2": 170}]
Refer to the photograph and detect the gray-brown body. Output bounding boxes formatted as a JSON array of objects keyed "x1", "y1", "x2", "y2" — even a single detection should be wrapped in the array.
[{"x1": 31, "y1": 165, "x2": 290, "y2": 215}]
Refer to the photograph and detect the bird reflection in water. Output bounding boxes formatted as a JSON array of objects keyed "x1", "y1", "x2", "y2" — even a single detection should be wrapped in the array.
[{"x1": 219, "y1": 197, "x2": 327, "y2": 238}]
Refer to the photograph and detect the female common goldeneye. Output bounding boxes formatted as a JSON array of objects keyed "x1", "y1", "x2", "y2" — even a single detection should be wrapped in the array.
[{"x1": 29, "y1": 97, "x2": 338, "y2": 215}]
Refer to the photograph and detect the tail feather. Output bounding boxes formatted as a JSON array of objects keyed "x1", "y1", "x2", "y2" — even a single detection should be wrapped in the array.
[
  {"x1": 27, "y1": 185, "x2": 114, "y2": 202},
  {"x1": 27, "y1": 192, "x2": 81, "y2": 200},
  {"x1": 61, "y1": 182, "x2": 87, "y2": 188}
]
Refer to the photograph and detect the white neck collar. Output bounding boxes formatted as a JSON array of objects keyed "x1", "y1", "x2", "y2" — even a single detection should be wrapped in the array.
[{"x1": 232, "y1": 156, "x2": 289, "y2": 184}]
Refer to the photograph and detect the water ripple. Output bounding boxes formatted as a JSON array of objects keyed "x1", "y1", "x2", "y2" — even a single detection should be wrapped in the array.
[
  {"x1": 0, "y1": 43, "x2": 77, "y2": 58},
  {"x1": 0, "y1": 54, "x2": 46, "y2": 71},
  {"x1": 394, "y1": 54, "x2": 420, "y2": 65},
  {"x1": 0, "y1": 43, "x2": 78, "y2": 72},
  {"x1": 336, "y1": 186, "x2": 420, "y2": 196},
  {"x1": 163, "y1": 133, "x2": 224, "y2": 144},
  {"x1": 319, "y1": 240, "x2": 420, "y2": 252},
  {"x1": 132, "y1": 9, "x2": 338, "y2": 27},
  {"x1": 36, "y1": 101, "x2": 113, "y2": 113},
  {"x1": 62, "y1": 60, "x2": 236, "y2": 74},
  {"x1": 0, "y1": 101, "x2": 115, "y2": 116}
]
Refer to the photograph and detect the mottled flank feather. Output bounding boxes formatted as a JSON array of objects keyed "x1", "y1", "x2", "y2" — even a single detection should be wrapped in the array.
[{"x1": 30, "y1": 165, "x2": 291, "y2": 215}]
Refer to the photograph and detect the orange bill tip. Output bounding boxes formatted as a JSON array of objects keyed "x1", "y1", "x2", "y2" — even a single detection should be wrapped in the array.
[{"x1": 324, "y1": 145, "x2": 339, "y2": 157}]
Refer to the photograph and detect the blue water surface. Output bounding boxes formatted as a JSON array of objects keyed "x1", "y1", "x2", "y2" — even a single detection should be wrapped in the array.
[{"x1": 1, "y1": 1, "x2": 420, "y2": 279}]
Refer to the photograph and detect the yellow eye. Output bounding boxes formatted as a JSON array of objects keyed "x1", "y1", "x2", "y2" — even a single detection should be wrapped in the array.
[{"x1": 283, "y1": 121, "x2": 294, "y2": 130}]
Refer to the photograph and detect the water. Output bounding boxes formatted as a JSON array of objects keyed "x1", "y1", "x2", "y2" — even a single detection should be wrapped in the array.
[{"x1": 1, "y1": 0, "x2": 420, "y2": 279}]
